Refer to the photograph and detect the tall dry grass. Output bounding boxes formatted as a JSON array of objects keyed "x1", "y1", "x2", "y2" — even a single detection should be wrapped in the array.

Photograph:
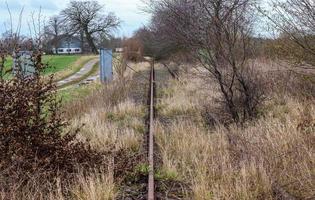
[
  {"x1": 155, "y1": 58, "x2": 314, "y2": 199},
  {"x1": 64, "y1": 61, "x2": 149, "y2": 153},
  {"x1": 72, "y1": 99, "x2": 145, "y2": 152},
  {"x1": 1, "y1": 60, "x2": 150, "y2": 200},
  {"x1": 71, "y1": 170, "x2": 116, "y2": 200},
  {"x1": 59, "y1": 63, "x2": 149, "y2": 199},
  {"x1": 1, "y1": 170, "x2": 115, "y2": 200}
]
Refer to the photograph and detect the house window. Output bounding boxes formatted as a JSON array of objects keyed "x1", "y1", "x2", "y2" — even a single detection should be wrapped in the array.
[
  {"x1": 67, "y1": 49, "x2": 71, "y2": 52},
  {"x1": 58, "y1": 49, "x2": 64, "y2": 52},
  {"x1": 75, "y1": 49, "x2": 80, "y2": 52}
]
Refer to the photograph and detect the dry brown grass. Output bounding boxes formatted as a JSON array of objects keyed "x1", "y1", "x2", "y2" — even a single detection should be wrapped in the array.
[
  {"x1": 71, "y1": 170, "x2": 116, "y2": 200},
  {"x1": 1, "y1": 170, "x2": 115, "y2": 200},
  {"x1": 0, "y1": 60, "x2": 150, "y2": 200},
  {"x1": 59, "y1": 63, "x2": 149, "y2": 199},
  {"x1": 3, "y1": 56, "x2": 313, "y2": 199},
  {"x1": 72, "y1": 99, "x2": 145, "y2": 152},
  {"x1": 155, "y1": 58, "x2": 315, "y2": 199},
  {"x1": 64, "y1": 62, "x2": 148, "y2": 154}
]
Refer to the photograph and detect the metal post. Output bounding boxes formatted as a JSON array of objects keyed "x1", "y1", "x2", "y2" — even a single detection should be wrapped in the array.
[{"x1": 100, "y1": 48, "x2": 113, "y2": 83}]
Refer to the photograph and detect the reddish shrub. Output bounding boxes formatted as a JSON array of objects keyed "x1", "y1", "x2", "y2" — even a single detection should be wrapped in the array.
[
  {"x1": 0, "y1": 51, "x2": 107, "y2": 192},
  {"x1": 122, "y1": 38, "x2": 144, "y2": 62}
]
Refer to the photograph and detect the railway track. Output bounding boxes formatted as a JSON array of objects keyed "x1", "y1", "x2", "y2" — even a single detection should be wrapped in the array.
[
  {"x1": 117, "y1": 59, "x2": 189, "y2": 199},
  {"x1": 147, "y1": 59, "x2": 156, "y2": 200}
]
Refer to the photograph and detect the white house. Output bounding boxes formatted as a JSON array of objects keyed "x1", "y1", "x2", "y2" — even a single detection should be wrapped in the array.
[{"x1": 51, "y1": 35, "x2": 82, "y2": 54}]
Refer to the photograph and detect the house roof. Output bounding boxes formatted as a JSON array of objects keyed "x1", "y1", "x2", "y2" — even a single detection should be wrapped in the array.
[{"x1": 49, "y1": 34, "x2": 81, "y2": 48}]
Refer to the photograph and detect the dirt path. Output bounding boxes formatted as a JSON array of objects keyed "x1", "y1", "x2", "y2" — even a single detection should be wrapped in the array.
[
  {"x1": 79, "y1": 71, "x2": 100, "y2": 85},
  {"x1": 57, "y1": 58, "x2": 99, "y2": 87}
]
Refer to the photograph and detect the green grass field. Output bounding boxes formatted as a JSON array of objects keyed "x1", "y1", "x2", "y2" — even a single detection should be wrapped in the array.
[
  {"x1": 42, "y1": 55, "x2": 80, "y2": 75},
  {"x1": 58, "y1": 82, "x2": 101, "y2": 104},
  {"x1": 3, "y1": 55, "x2": 81, "y2": 76}
]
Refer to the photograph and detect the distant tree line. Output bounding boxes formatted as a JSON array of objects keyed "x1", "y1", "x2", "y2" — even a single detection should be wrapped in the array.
[
  {"x1": 136, "y1": 0, "x2": 314, "y2": 66},
  {"x1": 133, "y1": 0, "x2": 314, "y2": 123}
]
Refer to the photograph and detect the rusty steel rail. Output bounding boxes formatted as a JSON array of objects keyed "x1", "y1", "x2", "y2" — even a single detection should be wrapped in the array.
[{"x1": 147, "y1": 59, "x2": 155, "y2": 200}]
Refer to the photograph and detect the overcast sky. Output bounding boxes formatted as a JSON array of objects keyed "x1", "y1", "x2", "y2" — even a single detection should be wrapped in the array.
[{"x1": 0, "y1": 0, "x2": 151, "y2": 37}]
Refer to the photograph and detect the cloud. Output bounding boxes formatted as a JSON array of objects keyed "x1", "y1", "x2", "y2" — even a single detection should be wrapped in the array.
[
  {"x1": 27, "y1": 0, "x2": 59, "y2": 11},
  {"x1": 103, "y1": 0, "x2": 150, "y2": 36},
  {"x1": 0, "y1": 0, "x2": 151, "y2": 37}
]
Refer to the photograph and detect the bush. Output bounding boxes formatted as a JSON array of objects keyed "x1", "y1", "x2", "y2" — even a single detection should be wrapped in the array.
[
  {"x1": 146, "y1": 0, "x2": 266, "y2": 123},
  {"x1": 231, "y1": 64, "x2": 266, "y2": 122},
  {"x1": 122, "y1": 38, "x2": 144, "y2": 62},
  {"x1": 0, "y1": 51, "x2": 107, "y2": 194},
  {"x1": 263, "y1": 36, "x2": 315, "y2": 66},
  {"x1": 202, "y1": 63, "x2": 266, "y2": 125}
]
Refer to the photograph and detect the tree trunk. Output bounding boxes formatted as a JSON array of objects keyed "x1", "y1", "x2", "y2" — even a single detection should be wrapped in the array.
[
  {"x1": 80, "y1": 30, "x2": 84, "y2": 53},
  {"x1": 84, "y1": 30, "x2": 98, "y2": 54}
]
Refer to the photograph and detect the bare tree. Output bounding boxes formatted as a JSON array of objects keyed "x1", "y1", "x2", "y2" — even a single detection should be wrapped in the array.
[
  {"x1": 61, "y1": 1, "x2": 120, "y2": 54},
  {"x1": 43, "y1": 16, "x2": 65, "y2": 54},
  {"x1": 0, "y1": 4, "x2": 26, "y2": 78},
  {"x1": 134, "y1": 25, "x2": 185, "y2": 60},
  {"x1": 263, "y1": 0, "x2": 315, "y2": 67},
  {"x1": 45, "y1": 16, "x2": 64, "y2": 38},
  {"x1": 147, "y1": 0, "x2": 265, "y2": 123},
  {"x1": 1, "y1": 3, "x2": 25, "y2": 54}
]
